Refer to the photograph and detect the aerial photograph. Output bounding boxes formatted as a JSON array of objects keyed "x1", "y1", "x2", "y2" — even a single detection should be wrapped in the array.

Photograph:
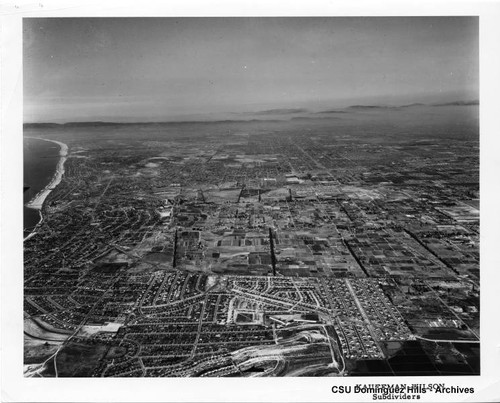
[{"x1": 23, "y1": 17, "x2": 479, "y2": 377}]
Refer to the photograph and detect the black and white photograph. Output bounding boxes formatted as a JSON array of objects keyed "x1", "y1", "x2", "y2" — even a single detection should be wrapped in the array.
[{"x1": 2, "y1": 1, "x2": 500, "y2": 402}]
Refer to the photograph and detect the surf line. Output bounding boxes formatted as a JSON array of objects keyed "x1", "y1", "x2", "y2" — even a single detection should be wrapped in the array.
[{"x1": 24, "y1": 137, "x2": 69, "y2": 242}]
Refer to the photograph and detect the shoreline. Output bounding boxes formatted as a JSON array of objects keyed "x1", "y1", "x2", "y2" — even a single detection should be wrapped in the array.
[{"x1": 24, "y1": 137, "x2": 69, "y2": 241}]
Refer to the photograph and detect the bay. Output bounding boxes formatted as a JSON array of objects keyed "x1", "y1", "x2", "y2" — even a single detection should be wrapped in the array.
[{"x1": 23, "y1": 137, "x2": 60, "y2": 237}]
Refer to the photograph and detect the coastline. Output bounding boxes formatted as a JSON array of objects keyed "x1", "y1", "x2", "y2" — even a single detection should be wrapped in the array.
[{"x1": 24, "y1": 137, "x2": 69, "y2": 241}]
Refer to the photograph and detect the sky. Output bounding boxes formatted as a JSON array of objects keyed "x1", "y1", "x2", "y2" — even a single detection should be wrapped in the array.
[{"x1": 23, "y1": 17, "x2": 479, "y2": 123}]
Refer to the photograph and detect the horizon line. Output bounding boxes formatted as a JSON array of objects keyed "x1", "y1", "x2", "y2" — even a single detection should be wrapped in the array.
[{"x1": 23, "y1": 99, "x2": 479, "y2": 126}]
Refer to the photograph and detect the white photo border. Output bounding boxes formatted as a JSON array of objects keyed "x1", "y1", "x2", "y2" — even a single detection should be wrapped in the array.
[{"x1": 2, "y1": 1, "x2": 500, "y2": 402}]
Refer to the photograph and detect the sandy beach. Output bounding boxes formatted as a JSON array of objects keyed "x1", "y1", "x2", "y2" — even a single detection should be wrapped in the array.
[{"x1": 24, "y1": 137, "x2": 68, "y2": 241}]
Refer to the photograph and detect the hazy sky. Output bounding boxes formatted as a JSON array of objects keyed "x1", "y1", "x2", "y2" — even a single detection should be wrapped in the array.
[{"x1": 24, "y1": 17, "x2": 479, "y2": 122}]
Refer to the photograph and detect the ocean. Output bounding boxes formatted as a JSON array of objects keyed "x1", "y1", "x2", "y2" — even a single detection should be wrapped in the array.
[{"x1": 23, "y1": 137, "x2": 60, "y2": 237}]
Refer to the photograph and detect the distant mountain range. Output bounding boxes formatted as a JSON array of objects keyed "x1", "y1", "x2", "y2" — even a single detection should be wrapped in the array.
[
  {"x1": 253, "y1": 108, "x2": 309, "y2": 115},
  {"x1": 24, "y1": 121, "x2": 126, "y2": 129},
  {"x1": 23, "y1": 119, "x2": 286, "y2": 129},
  {"x1": 234, "y1": 108, "x2": 309, "y2": 116},
  {"x1": 316, "y1": 110, "x2": 349, "y2": 114},
  {"x1": 348, "y1": 105, "x2": 393, "y2": 110},
  {"x1": 24, "y1": 100, "x2": 479, "y2": 128},
  {"x1": 290, "y1": 116, "x2": 340, "y2": 121},
  {"x1": 316, "y1": 100, "x2": 478, "y2": 114},
  {"x1": 432, "y1": 100, "x2": 479, "y2": 107}
]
